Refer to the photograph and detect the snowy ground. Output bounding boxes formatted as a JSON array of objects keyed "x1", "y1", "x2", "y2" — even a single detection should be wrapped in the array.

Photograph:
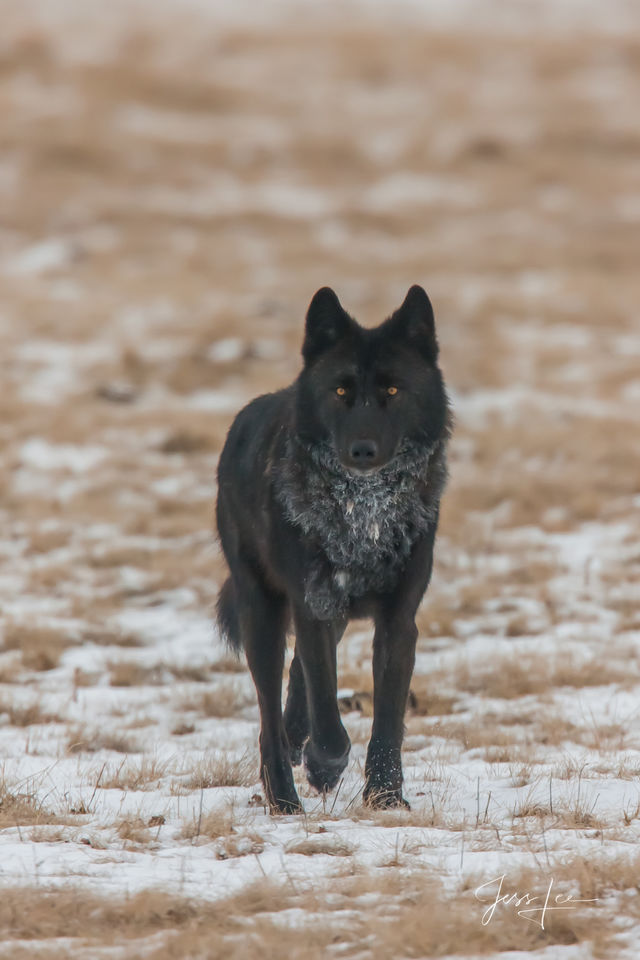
[{"x1": 1, "y1": 1, "x2": 640, "y2": 956}]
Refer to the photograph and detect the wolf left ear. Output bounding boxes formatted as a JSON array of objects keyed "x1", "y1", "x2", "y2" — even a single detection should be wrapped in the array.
[
  {"x1": 302, "y1": 287, "x2": 353, "y2": 364},
  {"x1": 389, "y1": 285, "x2": 438, "y2": 361}
]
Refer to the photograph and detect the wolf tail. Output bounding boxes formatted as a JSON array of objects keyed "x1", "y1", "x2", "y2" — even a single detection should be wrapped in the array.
[{"x1": 216, "y1": 577, "x2": 243, "y2": 655}]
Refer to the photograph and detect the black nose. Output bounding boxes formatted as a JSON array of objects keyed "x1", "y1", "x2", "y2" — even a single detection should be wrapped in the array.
[{"x1": 349, "y1": 439, "x2": 379, "y2": 463}]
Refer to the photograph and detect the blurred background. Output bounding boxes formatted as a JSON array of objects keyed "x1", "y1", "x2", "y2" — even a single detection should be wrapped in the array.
[
  {"x1": 1, "y1": 0, "x2": 638, "y2": 628},
  {"x1": 1, "y1": 1, "x2": 640, "y2": 947}
]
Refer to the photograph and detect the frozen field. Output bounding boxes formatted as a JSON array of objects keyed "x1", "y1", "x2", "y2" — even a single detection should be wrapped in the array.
[{"x1": 1, "y1": 1, "x2": 640, "y2": 956}]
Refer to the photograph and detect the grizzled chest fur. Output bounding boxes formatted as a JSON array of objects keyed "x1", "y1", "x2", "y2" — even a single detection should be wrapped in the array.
[{"x1": 275, "y1": 440, "x2": 445, "y2": 620}]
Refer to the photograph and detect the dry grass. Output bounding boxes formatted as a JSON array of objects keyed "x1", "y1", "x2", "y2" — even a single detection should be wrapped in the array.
[
  {"x1": 554, "y1": 851, "x2": 640, "y2": 901},
  {"x1": 449, "y1": 414, "x2": 640, "y2": 534},
  {"x1": 180, "y1": 753, "x2": 258, "y2": 790},
  {"x1": 180, "y1": 807, "x2": 264, "y2": 858},
  {"x1": 408, "y1": 685, "x2": 459, "y2": 717},
  {"x1": 159, "y1": 429, "x2": 214, "y2": 454},
  {"x1": 1, "y1": 623, "x2": 76, "y2": 672},
  {"x1": 108, "y1": 661, "x2": 165, "y2": 687},
  {"x1": 214, "y1": 831, "x2": 265, "y2": 859},
  {"x1": 180, "y1": 807, "x2": 235, "y2": 841},
  {"x1": 72, "y1": 667, "x2": 100, "y2": 687},
  {"x1": 347, "y1": 803, "x2": 446, "y2": 829},
  {"x1": 453, "y1": 651, "x2": 635, "y2": 700},
  {"x1": 0, "y1": 886, "x2": 206, "y2": 944},
  {"x1": 109, "y1": 659, "x2": 222, "y2": 687},
  {"x1": 430, "y1": 717, "x2": 522, "y2": 752},
  {"x1": 98, "y1": 758, "x2": 169, "y2": 792},
  {"x1": 338, "y1": 673, "x2": 459, "y2": 719},
  {"x1": 169, "y1": 663, "x2": 214, "y2": 683},
  {"x1": 211, "y1": 656, "x2": 247, "y2": 674},
  {"x1": 83, "y1": 629, "x2": 145, "y2": 648},
  {"x1": 287, "y1": 835, "x2": 354, "y2": 857},
  {"x1": 510, "y1": 781, "x2": 608, "y2": 832},
  {"x1": 0, "y1": 697, "x2": 61, "y2": 727},
  {"x1": 0, "y1": 656, "x2": 22, "y2": 683},
  {"x1": 66, "y1": 727, "x2": 140, "y2": 755},
  {"x1": 581, "y1": 720, "x2": 629, "y2": 753},
  {"x1": 190, "y1": 683, "x2": 254, "y2": 718},
  {"x1": 375, "y1": 888, "x2": 604, "y2": 957},
  {"x1": 171, "y1": 721, "x2": 196, "y2": 736},
  {"x1": 117, "y1": 816, "x2": 152, "y2": 846},
  {"x1": 0, "y1": 780, "x2": 69, "y2": 830},
  {"x1": 0, "y1": 867, "x2": 615, "y2": 958}
]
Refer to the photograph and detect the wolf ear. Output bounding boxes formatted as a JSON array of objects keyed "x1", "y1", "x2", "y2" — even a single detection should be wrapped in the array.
[
  {"x1": 389, "y1": 285, "x2": 438, "y2": 361},
  {"x1": 302, "y1": 287, "x2": 353, "y2": 363}
]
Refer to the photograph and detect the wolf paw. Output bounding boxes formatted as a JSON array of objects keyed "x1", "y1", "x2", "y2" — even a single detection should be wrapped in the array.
[
  {"x1": 304, "y1": 741, "x2": 350, "y2": 794},
  {"x1": 262, "y1": 760, "x2": 303, "y2": 815}
]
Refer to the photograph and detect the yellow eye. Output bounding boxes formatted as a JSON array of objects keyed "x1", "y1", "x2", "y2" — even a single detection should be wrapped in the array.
[
  {"x1": 336, "y1": 386, "x2": 346, "y2": 396},
  {"x1": 387, "y1": 386, "x2": 398, "y2": 396}
]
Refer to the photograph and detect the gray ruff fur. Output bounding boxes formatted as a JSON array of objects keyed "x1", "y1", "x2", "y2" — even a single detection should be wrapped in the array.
[{"x1": 275, "y1": 437, "x2": 448, "y2": 619}]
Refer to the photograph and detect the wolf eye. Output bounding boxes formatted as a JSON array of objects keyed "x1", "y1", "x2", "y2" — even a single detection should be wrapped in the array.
[
  {"x1": 336, "y1": 386, "x2": 346, "y2": 397},
  {"x1": 387, "y1": 386, "x2": 398, "y2": 396}
]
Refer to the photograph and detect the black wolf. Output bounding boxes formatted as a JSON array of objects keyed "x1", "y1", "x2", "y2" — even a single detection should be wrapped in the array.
[{"x1": 216, "y1": 285, "x2": 451, "y2": 813}]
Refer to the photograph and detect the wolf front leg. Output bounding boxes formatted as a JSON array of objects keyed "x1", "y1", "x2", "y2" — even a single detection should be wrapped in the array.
[
  {"x1": 364, "y1": 531, "x2": 436, "y2": 808},
  {"x1": 238, "y1": 567, "x2": 302, "y2": 814},
  {"x1": 364, "y1": 616, "x2": 417, "y2": 808},
  {"x1": 283, "y1": 650, "x2": 309, "y2": 766},
  {"x1": 292, "y1": 608, "x2": 350, "y2": 794}
]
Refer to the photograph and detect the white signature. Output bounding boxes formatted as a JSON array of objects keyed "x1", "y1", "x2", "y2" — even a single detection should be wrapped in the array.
[{"x1": 475, "y1": 874, "x2": 598, "y2": 929}]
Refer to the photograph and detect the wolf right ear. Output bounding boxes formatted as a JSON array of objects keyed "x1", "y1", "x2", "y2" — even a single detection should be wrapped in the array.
[
  {"x1": 389, "y1": 285, "x2": 438, "y2": 361},
  {"x1": 302, "y1": 287, "x2": 353, "y2": 364}
]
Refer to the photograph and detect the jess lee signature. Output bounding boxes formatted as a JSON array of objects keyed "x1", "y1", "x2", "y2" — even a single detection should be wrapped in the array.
[{"x1": 475, "y1": 874, "x2": 598, "y2": 929}]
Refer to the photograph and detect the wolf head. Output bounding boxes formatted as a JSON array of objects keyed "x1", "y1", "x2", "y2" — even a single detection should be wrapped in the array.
[{"x1": 295, "y1": 285, "x2": 449, "y2": 474}]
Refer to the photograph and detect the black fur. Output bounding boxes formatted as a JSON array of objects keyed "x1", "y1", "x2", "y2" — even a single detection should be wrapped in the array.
[
  {"x1": 216, "y1": 577, "x2": 241, "y2": 654},
  {"x1": 216, "y1": 285, "x2": 451, "y2": 813}
]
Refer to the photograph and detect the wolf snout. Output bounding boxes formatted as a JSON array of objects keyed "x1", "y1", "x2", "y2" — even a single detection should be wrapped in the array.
[{"x1": 348, "y1": 439, "x2": 379, "y2": 466}]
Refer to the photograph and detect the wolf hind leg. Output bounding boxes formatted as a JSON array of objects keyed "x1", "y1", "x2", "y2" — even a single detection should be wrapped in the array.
[{"x1": 237, "y1": 566, "x2": 301, "y2": 814}]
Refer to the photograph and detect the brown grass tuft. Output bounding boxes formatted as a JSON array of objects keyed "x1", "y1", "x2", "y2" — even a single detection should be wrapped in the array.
[
  {"x1": 117, "y1": 816, "x2": 152, "y2": 845},
  {"x1": 287, "y1": 836, "x2": 354, "y2": 857},
  {"x1": 454, "y1": 650, "x2": 634, "y2": 700},
  {"x1": 171, "y1": 721, "x2": 196, "y2": 736},
  {"x1": 108, "y1": 661, "x2": 165, "y2": 687},
  {"x1": 84, "y1": 629, "x2": 145, "y2": 648},
  {"x1": 0, "y1": 697, "x2": 61, "y2": 727},
  {"x1": 2, "y1": 623, "x2": 76, "y2": 671},
  {"x1": 180, "y1": 753, "x2": 257, "y2": 790},
  {"x1": 180, "y1": 807, "x2": 235, "y2": 841},
  {"x1": 66, "y1": 727, "x2": 140, "y2": 755},
  {"x1": 211, "y1": 656, "x2": 247, "y2": 674},
  {"x1": 0, "y1": 779, "x2": 69, "y2": 830},
  {"x1": 159, "y1": 429, "x2": 212, "y2": 454},
  {"x1": 98, "y1": 758, "x2": 169, "y2": 792},
  {"x1": 190, "y1": 683, "x2": 254, "y2": 718}
]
